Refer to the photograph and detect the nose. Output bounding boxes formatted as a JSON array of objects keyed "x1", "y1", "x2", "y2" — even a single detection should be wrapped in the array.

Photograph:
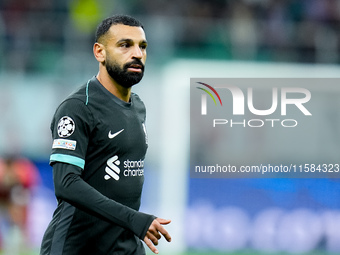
[{"x1": 132, "y1": 45, "x2": 143, "y2": 59}]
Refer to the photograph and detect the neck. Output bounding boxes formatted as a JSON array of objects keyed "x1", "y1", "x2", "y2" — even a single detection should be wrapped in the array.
[{"x1": 96, "y1": 69, "x2": 131, "y2": 102}]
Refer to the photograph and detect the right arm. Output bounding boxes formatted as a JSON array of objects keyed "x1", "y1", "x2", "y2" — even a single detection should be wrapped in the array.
[{"x1": 53, "y1": 161, "x2": 155, "y2": 240}]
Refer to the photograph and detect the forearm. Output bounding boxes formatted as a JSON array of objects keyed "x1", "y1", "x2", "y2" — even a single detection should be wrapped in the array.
[{"x1": 53, "y1": 162, "x2": 155, "y2": 239}]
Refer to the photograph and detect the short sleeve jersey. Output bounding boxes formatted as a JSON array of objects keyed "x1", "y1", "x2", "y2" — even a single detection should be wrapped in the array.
[{"x1": 46, "y1": 76, "x2": 149, "y2": 254}]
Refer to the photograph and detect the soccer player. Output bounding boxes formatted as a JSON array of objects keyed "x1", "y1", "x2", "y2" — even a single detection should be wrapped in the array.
[{"x1": 40, "y1": 15, "x2": 171, "y2": 255}]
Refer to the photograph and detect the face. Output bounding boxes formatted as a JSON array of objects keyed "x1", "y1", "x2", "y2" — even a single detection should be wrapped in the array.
[{"x1": 103, "y1": 24, "x2": 147, "y2": 88}]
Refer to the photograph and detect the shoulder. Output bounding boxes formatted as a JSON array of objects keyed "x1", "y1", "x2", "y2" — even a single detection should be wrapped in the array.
[
  {"x1": 51, "y1": 83, "x2": 94, "y2": 130},
  {"x1": 131, "y1": 92, "x2": 146, "y2": 117},
  {"x1": 64, "y1": 83, "x2": 88, "y2": 105},
  {"x1": 131, "y1": 93, "x2": 145, "y2": 109},
  {"x1": 55, "y1": 86, "x2": 90, "y2": 116}
]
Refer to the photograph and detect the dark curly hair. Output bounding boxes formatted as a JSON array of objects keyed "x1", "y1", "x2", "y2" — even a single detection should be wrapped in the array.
[{"x1": 95, "y1": 14, "x2": 144, "y2": 43}]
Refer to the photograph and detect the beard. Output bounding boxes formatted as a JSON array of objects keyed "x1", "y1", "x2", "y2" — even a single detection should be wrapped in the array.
[{"x1": 105, "y1": 56, "x2": 145, "y2": 88}]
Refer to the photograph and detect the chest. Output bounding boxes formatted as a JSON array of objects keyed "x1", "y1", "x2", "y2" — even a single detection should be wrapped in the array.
[
  {"x1": 82, "y1": 105, "x2": 148, "y2": 204},
  {"x1": 93, "y1": 107, "x2": 147, "y2": 152}
]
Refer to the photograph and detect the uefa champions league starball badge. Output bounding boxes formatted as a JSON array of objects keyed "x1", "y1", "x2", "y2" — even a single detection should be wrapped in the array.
[{"x1": 57, "y1": 116, "x2": 75, "y2": 138}]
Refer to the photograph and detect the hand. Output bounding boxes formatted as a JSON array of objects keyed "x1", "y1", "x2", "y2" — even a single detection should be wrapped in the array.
[{"x1": 143, "y1": 218, "x2": 171, "y2": 254}]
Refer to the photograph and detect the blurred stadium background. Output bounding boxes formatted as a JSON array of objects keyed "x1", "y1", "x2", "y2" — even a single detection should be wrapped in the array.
[{"x1": 0, "y1": 0, "x2": 340, "y2": 254}]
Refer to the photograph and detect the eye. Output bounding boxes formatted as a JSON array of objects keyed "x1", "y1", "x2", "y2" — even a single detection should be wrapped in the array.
[
  {"x1": 120, "y1": 43, "x2": 130, "y2": 48},
  {"x1": 140, "y1": 44, "x2": 147, "y2": 50}
]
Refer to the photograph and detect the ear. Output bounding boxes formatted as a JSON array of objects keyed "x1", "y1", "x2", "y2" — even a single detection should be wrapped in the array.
[{"x1": 93, "y1": 42, "x2": 106, "y2": 63}]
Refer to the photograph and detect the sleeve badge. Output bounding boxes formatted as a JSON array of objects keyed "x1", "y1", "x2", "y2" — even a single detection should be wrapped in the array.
[{"x1": 57, "y1": 116, "x2": 75, "y2": 138}]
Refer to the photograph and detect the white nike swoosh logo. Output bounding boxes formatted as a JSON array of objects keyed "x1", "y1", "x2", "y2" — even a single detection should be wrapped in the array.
[{"x1": 108, "y1": 129, "x2": 124, "y2": 139}]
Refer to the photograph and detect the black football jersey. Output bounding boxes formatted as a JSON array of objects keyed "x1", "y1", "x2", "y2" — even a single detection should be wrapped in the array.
[{"x1": 40, "y1": 77, "x2": 154, "y2": 255}]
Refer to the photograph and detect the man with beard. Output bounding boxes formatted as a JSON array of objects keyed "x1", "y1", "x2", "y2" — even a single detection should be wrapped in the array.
[{"x1": 40, "y1": 15, "x2": 171, "y2": 255}]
